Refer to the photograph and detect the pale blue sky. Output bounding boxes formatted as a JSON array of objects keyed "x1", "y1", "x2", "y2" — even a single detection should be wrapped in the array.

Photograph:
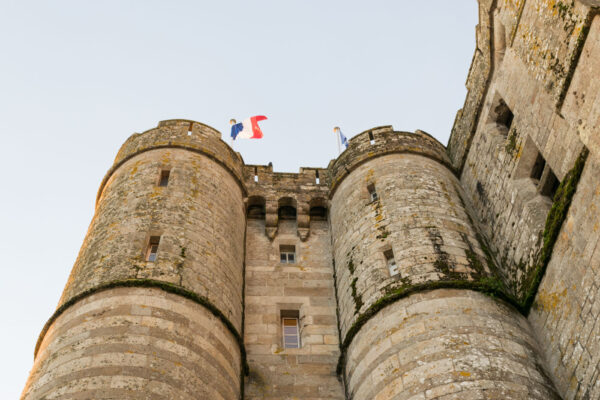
[{"x1": 0, "y1": 1, "x2": 477, "y2": 397}]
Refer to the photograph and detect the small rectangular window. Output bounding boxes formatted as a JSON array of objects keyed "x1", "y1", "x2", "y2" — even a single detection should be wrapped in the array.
[
  {"x1": 368, "y1": 131, "x2": 375, "y2": 145},
  {"x1": 146, "y1": 236, "x2": 161, "y2": 262},
  {"x1": 315, "y1": 170, "x2": 320, "y2": 185},
  {"x1": 159, "y1": 170, "x2": 170, "y2": 187},
  {"x1": 368, "y1": 183, "x2": 378, "y2": 202},
  {"x1": 281, "y1": 311, "x2": 300, "y2": 349},
  {"x1": 385, "y1": 249, "x2": 399, "y2": 277},
  {"x1": 280, "y1": 245, "x2": 296, "y2": 264}
]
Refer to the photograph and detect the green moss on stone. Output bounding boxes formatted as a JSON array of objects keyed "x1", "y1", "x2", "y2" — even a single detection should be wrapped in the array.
[{"x1": 521, "y1": 148, "x2": 588, "y2": 313}]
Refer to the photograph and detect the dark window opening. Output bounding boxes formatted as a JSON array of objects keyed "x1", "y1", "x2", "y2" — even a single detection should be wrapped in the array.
[
  {"x1": 146, "y1": 236, "x2": 161, "y2": 262},
  {"x1": 315, "y1": 170, "x2": 320, "y2": 185},
  {"x1": 489, "y1": 94, "x2": 514, "y2": 136},
  {"x1": 278, "y1": 206, "x2": 297, "y2": 220},
  {"x1": 384, "y1": 249, "x2": 398, "y2": 277},
  {"x1": 187, "y1": 122, "x2": 193, "y2": 136},
  {"x1": 280, "y1": 245, "x2": 296, "y2": 264},
  {"x1": 530, "y1": 152, "x2": 546, "y2": 183},
  {"x1": 310, "y1": 206, "x2": 327, "y2": 221},
  {"x1": 247, "y1": 205, "x2": 265, "y2": 219},
  {"x1": 540, "y1": 167, "x2": 560, "y2": 201},
  {"x1": 254, "y1": 167, "x2": 258, "y2": 183},
  {"x1": 368, "y1": 131, "x2": 375, "y2": 145},
  {"x1": 159, "y1": 170, "x2": 170, "y2": 187},
  {"x1": 368, "y1": 183, "x2": 378, "y2": 202}
]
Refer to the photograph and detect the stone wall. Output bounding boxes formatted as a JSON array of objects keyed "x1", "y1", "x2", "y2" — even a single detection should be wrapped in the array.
[
  {"x1": 449, "y1": 1, "x2": 600, "y2": 398},
  {"x1": 529, "y1": 156, "x2": 600, "y2": 399},
  {"x1": 244, "y1": 219, "x2": 343, "y2": 399},
  {"x1": 22, "y1": 287, "x2": 241, "y2": 399},
  {"x1": 344, "y1": 289, "x2": 559, "y2": 400},
  {"x1": 242, "y1": 164, "x2": 343, "y2": 399}
]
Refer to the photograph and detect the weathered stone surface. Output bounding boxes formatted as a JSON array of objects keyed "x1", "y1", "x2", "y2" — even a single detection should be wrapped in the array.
[
  {"x1": 22, "y1": 287, "x2": 241, "y2": 400},
  {"x1": 450, "y1": 1, "x2": 600, "y2": 399},
  {"x1": 345, "y1": 290, "x2": 560, "y2": 400}
]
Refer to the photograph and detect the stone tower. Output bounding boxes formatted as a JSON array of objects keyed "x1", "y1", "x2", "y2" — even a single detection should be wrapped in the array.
[
  {"x1": 22, "y1": 120, "x2": 248, "y2": 399},
  {"x1": 20, "y1": 0, "x2": 600, "y2": 398}
]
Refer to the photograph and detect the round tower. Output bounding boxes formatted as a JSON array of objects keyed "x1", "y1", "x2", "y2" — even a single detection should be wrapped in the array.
[
  {"x1": 22, "y1": 120, "x2": 247, "y2": 399},
  {"x1": 329, "y1": 127, "x2": 560, "y2": 399}
]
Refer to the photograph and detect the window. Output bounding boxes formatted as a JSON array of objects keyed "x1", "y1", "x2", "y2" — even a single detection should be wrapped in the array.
[
  {"x1": 514, "y1": 136, "x2": 561, "y2": 201},
  {"x1": 368, "y1": 131, "x2": 375, "y2": 145},
  {"x1": 385, "y1": 249, "x2": 399, "y2": 277},
  {"x1": 159, "y1": 170, "x2": 170, "y2": 187},
  {"x1": 280, "y1": 245, "x2": 296, "y2": 264},
  {"x1": 254, "y1": 167, "x2": 259, "y2": 183},
  {"x1": 530, "y1": 152, "x2": 546, "y2": 183},
  {"x1": 488, "y1": 93, "x2": 514, "y2": 135},
  {"x1": 368, "y1": 183, "x2": 378, "y2": 202},
  {"x1": 187, "y1": 122, "x2": 193, "y2": 136},
  {"x1": 540, "y1": 168, "x2": 560, "y2": 200},
  {"x1": 281, "y1": 310, "x2": 300, "y2": 348},
  {"x1": 146, "y1": 236, "x2": 161, "y2": 262},
  {"x1": 315, "y1": 170, "x2": 320, "y2": 185},
  {"x1": 309, "y1": 206, "x2": 327, "y2": 221}
]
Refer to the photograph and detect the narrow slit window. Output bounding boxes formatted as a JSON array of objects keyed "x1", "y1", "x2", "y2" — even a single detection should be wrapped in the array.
[
  {"x1": 280, "y1": 245, "x2": 296, "y2": 264},
  {"x1": 530, "y1": 152, "x2": 546, "y2": 183},
  {"x1": 159, "y1": 170, "x2": 170, "y2": 187},
  {"x1": 146, "y1": 236, "x2": 161, "y2": 262},
  {"x1": 540, "y1": 167, "x2": 560, "y2": 200},
  {"x1": 385, "y1": 249, "x2": 399, "y2": 277},
  {"x1": 254, "y1": 167, "x2": 259, "y2": 183},
  {"x1": 315, "y1": 170, "x2": 320, "y2": 185},
  {"x1": 187, "y1": 122, "x2": 193, "y2": 136},
  {"x1": 368, "y1": 183, "x2": 378, "y2": 202},
  {"x1": 368, "y1": 131, "x2": 375, "y2": 145},
  {"x1": 282, "y1": 314, "x2": 300, "y2": 349}
]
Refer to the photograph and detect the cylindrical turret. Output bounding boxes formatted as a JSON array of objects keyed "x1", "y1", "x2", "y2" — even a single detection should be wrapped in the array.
[
  {"x1": 22, "y1": 120, "x2": 247, "y2": 399},
  {"x1": 329, "y1": 127, "x2": 559, "y2": 399}
]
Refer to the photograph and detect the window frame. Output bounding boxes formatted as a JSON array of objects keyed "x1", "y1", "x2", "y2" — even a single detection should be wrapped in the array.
[
  {"x1": 146, "y1": 236, "x2": 161, "y2": 262},
  {"x1": 282, "y1": 317, "x2": 300, "y2": 349}
]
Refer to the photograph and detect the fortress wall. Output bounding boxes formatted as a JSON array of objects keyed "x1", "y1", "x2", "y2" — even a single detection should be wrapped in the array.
[
  {"x1": 344, "y1": 289, "x2": 559, "y2": 400},
  {"x1": 24, "y1": 120, "x2": 246, "y2": 399},
  {"x1": 21, "y1": 287, "x2": 241, "y2": 400},
  {"x1": 449, "y1": 2, "x2": 600, "y2": 398},
  {"x1": 241, "y1": 163, "x2": 343, "y2": 399},
  {"x1": 243, "y1": 219, "x2": 344, "y2": 399},
  {"x1": 528, "y1": 156, "x2": 600, "y2": 399}
]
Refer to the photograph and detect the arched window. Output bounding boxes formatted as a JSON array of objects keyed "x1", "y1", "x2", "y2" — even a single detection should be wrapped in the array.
[
  {"x1": 278, "y1": 197, "x2": 297, "y2": 221},
  {"x1": 247, "y1": 196, "x2": 266, "y2": 219}
]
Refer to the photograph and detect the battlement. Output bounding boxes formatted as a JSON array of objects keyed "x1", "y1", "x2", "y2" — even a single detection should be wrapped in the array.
[
  {"x1": 328, "y1": 126, "x2": 452, "y2": 197},
  {"x1": 97, "y1": 119, "x2": 247, "y2": 203}
]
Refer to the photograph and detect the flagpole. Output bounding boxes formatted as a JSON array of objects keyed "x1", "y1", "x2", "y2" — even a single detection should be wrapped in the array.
[
  {"x1": 334, "y1": 127, "x2": 341, "y2": 155},
  {"x1": 229, "y1": 119, "x2": 236, "y2": 147}
]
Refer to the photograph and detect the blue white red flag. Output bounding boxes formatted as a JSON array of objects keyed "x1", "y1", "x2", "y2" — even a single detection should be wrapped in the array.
[{"x1": 231, "y1": 116, "x2": 267, "y2": 140}]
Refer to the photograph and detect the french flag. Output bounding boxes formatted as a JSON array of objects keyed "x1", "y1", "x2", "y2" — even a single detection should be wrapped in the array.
[{"x1": 231, "y1": 116, "x2": 267, "y2": 140}]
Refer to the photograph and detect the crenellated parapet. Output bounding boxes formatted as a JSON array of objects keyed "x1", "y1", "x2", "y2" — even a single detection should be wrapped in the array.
[
  {"x1": 328, "y1": 126, "x2": 454, "y2": 197},
  {"x1": 242, "y1": 163, "x2": 329, "y2": 241},
  {"x1": 98, "y1": 119, "x2": 247, "y2": 204}
]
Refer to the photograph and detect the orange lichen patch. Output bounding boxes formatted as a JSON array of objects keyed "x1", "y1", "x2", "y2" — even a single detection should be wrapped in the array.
[
  {"x1": 459, "y1": 371, "x2": 471, "y2": 377},
  {"x1": 534, "y1": 287, "x2": 568, "y2": 315}
]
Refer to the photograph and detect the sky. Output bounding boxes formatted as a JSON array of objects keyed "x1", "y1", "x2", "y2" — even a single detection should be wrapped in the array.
[{"x1": 0, "y1": 1, "x2": 477, "y2": 397}]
